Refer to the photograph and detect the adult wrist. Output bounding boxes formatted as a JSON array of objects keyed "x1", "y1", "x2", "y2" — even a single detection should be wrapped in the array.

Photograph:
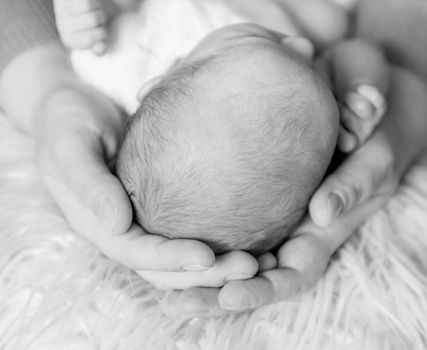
[{"x1": 0, "y1": 43, "x2": 80, "y2": 134}]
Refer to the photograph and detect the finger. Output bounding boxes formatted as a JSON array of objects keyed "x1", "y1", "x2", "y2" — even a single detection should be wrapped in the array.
[
  {"x1": 219, "y1": 201, "x2": 385, "y2": 312},
  {"x1": 41, "y1": 128, "x2": 132, "y2": 235},
  {"x1": 161, "y1": 288, "x2": 225, "y2": 318},
  {"x1": 160, "y1": 254, "x2": 276, "y2": 317},
  {"x1": 309, "y1": 133, "x2": 394, "y2": 227},
  {"x1": 59, "y1": 9, "x2": 106, "y2": 33},
  {"x1": 35, "y1": 172, "x2": 215, "y2": 271},
  {"x1": 89, "y1": 224, "x2": 215, "y2": 271},
  {"x1": 61, "y1": 27, "x2": 107, "y2": 50},
  {"x1": 339, "y1": 106, "x2": 372, "y2": 148},
  {"x1": 281, "y1": 36, "x2": 315, "y2": 61},
  {"x1": 161, "y1": 197, "x2": 384, "y2": 314},
  {"x1": 219, "y1": 230, "x2": 330, "y2": 311},
  {"x1": 257, "y1": 252, "x2": 278, "y2": 272},
  {"x1": 219, "y1": 276, "x2": 275, "y2": 311},
  {"x1": 136, "y1": 251, "x2": 258, "y2": 290},
  {"x1": 55, "y1": 0, "x2": 101, "y2": 15},
  {"x1": 340, "y1": 93, "x2": 385, "y2": 146}
]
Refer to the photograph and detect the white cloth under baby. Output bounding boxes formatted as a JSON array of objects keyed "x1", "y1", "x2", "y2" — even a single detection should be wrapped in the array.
[{"x1": 71, "y1": 0, "x2": 248, "y2": 113}]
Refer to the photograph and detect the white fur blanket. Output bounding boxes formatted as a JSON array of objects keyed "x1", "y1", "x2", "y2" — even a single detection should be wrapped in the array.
[
  {"x1": 2, "y1": 0, "x2": 427, "y2": 348},
  {"x1": 1, "y1": 113, "x2": 427, "y2": 350}
]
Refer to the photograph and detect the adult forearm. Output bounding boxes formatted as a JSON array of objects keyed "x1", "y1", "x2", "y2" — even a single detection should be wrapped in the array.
[
  {"x1": 0, "y1": 0, "x2": 58, "y2": 73},
  {"x1": 0, "y1": 0, "x2": 72, "y2": 133},
  {"x1": 0, "y1": 44, "x2": 81, "y2": 134}
]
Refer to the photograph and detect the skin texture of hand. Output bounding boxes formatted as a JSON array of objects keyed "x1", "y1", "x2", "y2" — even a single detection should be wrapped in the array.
[
  {"x1": 0, "y1": 44, "x2": 259, "y2": 289},
  {"x1": 310, "y1": 66, "x2": 427, "y2": 227},
  {"x1": 160, "y1": 66, "x2": 427, "y2": 318},
  {"x1": 35, "y1": 84, "x2": 263, "y2": 284}
]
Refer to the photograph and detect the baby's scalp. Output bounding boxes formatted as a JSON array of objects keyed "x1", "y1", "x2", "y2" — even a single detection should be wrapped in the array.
[{"x1": 117, "y1": 24, "x2": 339, "y2": 254}]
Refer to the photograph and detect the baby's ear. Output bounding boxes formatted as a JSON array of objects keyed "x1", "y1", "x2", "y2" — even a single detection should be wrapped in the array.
[
  {"x1": 281, "y1": 36, "x2": 314, "y2": 61},
  {"x1": 137, "y1": 75, "x2": 163, "y2": 102}
]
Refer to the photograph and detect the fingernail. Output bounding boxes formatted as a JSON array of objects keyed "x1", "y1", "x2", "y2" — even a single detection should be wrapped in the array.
[
  {"x1": 344, "y1": 92, "x2": 374, "y2": 120},
  {"x1": 225, "y1": 273, "x2": 253, "y2": 282},
  {"x1": 328, "y1": 193, "x2": 344, "y2": 221},
  {"x1": 97, "y1": 198, "x2": 117, "y2": 234},
  {"x1": 183, "y1": 264, "x2": 210, "y2": 272}
]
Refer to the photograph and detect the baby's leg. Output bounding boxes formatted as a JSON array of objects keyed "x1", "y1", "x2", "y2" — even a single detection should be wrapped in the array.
[
  {"x1": 325, "y1": 39, "x2": 389, "y2": 153},
  {"x1": 53, "y1": 0, "x2": 112, "y2": 54}
]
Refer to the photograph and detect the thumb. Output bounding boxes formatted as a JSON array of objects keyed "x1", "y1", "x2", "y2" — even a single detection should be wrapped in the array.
[
  {"x1": 39, "y1": 128, "x2": 132, "y2": 236},
  {"x1": 309, "y1": 136, "x2": 395, "y2": 227}
]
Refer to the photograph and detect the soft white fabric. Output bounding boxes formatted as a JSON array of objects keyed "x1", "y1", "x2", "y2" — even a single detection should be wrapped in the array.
[
  {"x1": 2, "y1": 0, "x2": 427, "y2": 348},
  {"x1": 71, "y1": 0, "x2": 247, "y2": 113},
  {"x1": 1, "y1": 113, "x2": 427, "y2": 349}
]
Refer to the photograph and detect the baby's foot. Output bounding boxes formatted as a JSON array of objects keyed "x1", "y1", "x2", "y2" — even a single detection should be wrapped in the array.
[
  {"x1": 54, "y1": 0, "x2": 108, "y2": 55},
  {"x1": 338, "y1": 84, "x2": 387, "y2": 153}
]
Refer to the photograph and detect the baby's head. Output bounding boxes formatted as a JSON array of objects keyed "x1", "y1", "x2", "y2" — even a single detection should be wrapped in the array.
[{"x1": 117, "y1": 24, "x2": 339, "y2": 255}]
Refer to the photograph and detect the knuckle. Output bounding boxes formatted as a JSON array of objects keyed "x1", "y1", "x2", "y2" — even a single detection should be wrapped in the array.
[
  {"x1": 333, "y1": 170, "x2": 365, "y2": 208},
  {"x1": 351, "y1": 181, "x2": 365, "y2": 204}
]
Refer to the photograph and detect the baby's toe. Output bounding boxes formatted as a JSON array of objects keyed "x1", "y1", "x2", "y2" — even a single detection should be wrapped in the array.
[
  {"x1": 346, "y1": 85, "x2": 387, "y2": 120},
  {"x1": 340, "y1": 105, "x2": 372, "y2": 146},
  {"x1": 338, "y1": 125, "x2": 357, "y2": 153},
  {"x1": 63, "y1": 27, "x2": 107, "y2": 51},
  {"x1": 57, "y1": 0, "x2": 101, "y2": 15},
  {"x1": 74, "y1": 9, "x2": 107, "y2": 31},
  {"x1": 91, "y1": 41, "x2": 108, "y2": 56},
  {"x1": 339, "y1": 93, "x2": 385, "y2": 152},
  {"x1": 257, "y1": 253, "x2": 278, "y2": 272},
  {"x1": 344, "y1": 90, "x2": 376, "y2": 120},
  {"x1": 341, "y1": 85, "x2": 387, "y2": 145},
  {"x1": 66, "y1": 9, "x2": 107, "y2": 32}
]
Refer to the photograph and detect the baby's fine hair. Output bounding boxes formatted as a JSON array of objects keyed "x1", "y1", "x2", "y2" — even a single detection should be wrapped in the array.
[{"x1": 117, "y1": 55, "x2": 336, "y2": 255}]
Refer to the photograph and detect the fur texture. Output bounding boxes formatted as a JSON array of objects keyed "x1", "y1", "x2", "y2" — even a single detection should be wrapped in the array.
[
  {"x1": 1, "y1": 114, "x2": 427, "y2": 349},
  {"x1": 2, "y1": 1, "x2": 427, "y2": 348}
]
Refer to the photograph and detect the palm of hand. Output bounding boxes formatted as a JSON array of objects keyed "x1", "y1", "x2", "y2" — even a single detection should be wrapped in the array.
[{"x1": 160, "y1": 66, "x2": 427, "y2": 318}]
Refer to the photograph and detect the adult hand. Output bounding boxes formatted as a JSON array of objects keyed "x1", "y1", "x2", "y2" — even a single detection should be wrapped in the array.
[
  {"x1": 160, "y1": 66, "x2": 427, "y2": 317},
  {"x1": 0, "y1": 43, "x2": 259, "y2": 288},
  {"x1": 34, "y1": 81, "x2": 259, "y2": 286}
]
